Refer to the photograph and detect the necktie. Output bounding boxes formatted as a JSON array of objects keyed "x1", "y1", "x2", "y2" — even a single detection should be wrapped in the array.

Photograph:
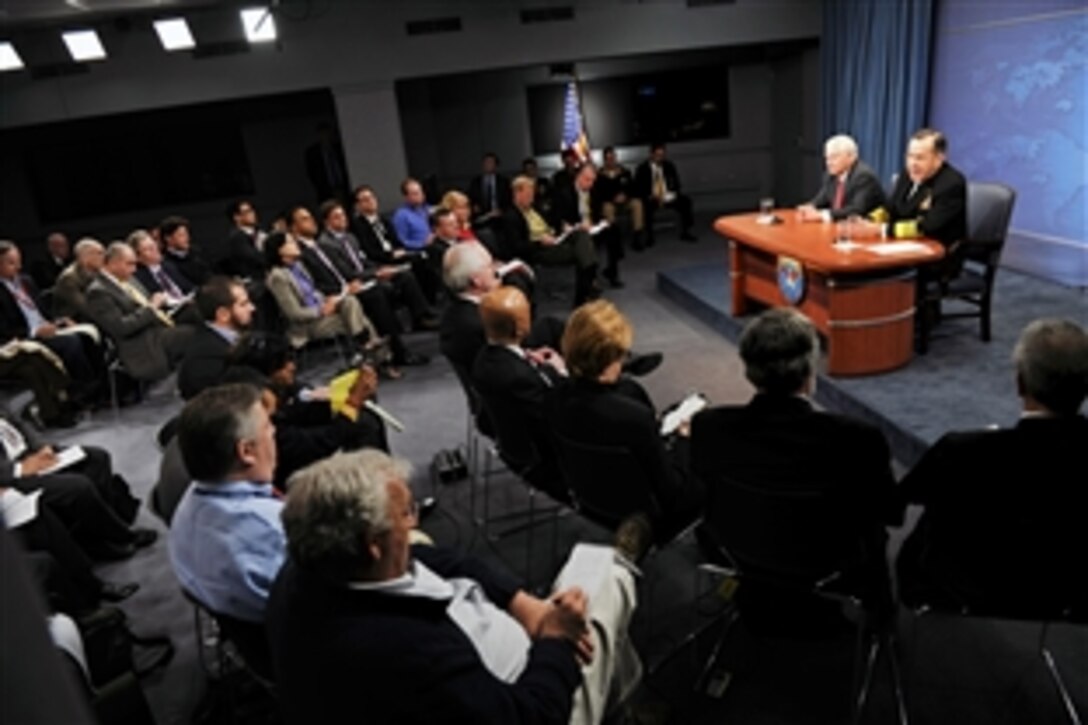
[
  {"x1": 0, "y1": 417, "x2": 28, "y2": 459},
  {"x1": 309, "y1": 243, "x2": 345, "y2": 287},
  {"x1": 653, "y1": 165, "x2": 666, "y2": 200},
  {"x1": 290, "y1": 265, "x2": 322, "y2": 308},
  {"x1": 154, "y1": 268, "x2": 183, "y2": 298},
  {"x1": 341, "y1": 236, "x2": 365, "y2": 273},
  {"x1": 120, "y1": 280, "x2": 174, "y2": 327},
  {"x1": 372, "y1": 220, "x2": 393, "y2": 253},
  {"x1": 833, "y1": 177, "x2": 846, "y2": 211}
]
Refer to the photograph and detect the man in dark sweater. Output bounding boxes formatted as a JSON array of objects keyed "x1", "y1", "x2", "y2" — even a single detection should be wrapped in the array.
[{"x1": 268, "y1": 449, "x2": 650, "y2": 725}]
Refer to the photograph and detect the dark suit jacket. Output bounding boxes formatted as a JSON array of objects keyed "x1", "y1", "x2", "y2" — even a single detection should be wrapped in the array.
[
  {"x1": 0, "y1": 275, "x2": 47, "y2": 344},
  {"x1": 316, "y1": 230, "x2": 376, "y2": 283},
  {"x1": 0, "y1": 411, "x2": 46, "y2": 481},
  {"x1": 217, "y1": 228, "x2": 267, "y2": 281},
  {"x1": 439, "y1": 297, "x2": 486, "y2": 376},
  {"x1": 85, "y1": 275, "x2": 173, "y2": 380},
  {"x1": 471, "y1": 345, "x2": 563, "y2": 492},
  {"x1": 298, "y1": 241, "x2": 346, "y2": 297},
  {"x1": 500, "y1": 208, "x2": 537, "y2": 260},
  {"x1": 548, "y1": 377, "x2": 683, "y2": 511},
  {"x1": 177, "y1": 324, "x2": 233, "y2": 400},
  {"x1": 164, "y1": 248, "x2": 211, "y2": 287},
  {"x1": 468, "y1": 173, "x2": 512, "y2": 215},
  {"x1": 897, "y1": 415, "x2": 1088, "y2": 617},
  {"x1": 29, "y1": 256, "x2": 69, "y2": 292},
  {"x1": 351, "y1": 214, "x2": 405, "y2": 266},
  {"x1": 267, "y1": 546, "x2": 580, "y2": 725},
  {"x1": 550, "y1": 184, "x2": 602, "y2": 228},
  {"x1": 593, "y1": 166, "x2": 636, "y2": 204},
  {"x1": 134, "y1": 259, "x2": 195, "y2": 297},
  {"x1": 886, "y1": 162, "x2": 967, "y2": 246},
  {"x1": 691, "y1": 394, "x2": 898, "y2": 580},
  {"x1": 808, "y1": 161, "x2": 885, "y2": 220},
  {"x1": 634, "y1": 159, "x2": 683, "y2": 199}
]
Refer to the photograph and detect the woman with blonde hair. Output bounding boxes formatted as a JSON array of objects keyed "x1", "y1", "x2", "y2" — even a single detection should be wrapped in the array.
[
  {"x1": 440, "y1": 190, "x2": 478, "y2": 241},
  {"x1": 549, "y1": 300, "x2": 702, "y2": 540}
]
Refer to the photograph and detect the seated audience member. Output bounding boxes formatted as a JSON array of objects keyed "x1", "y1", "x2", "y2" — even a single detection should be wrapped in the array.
[
  {"x1": 0, "y1": 342, "x2": 76, "y2": 429},
  {"x1": 595, "y1": 147, "x2": 647, "y2": 250},
  {"x1": 1, "y1": 241, "x2": 103, "y2": 405},
  {"x1": 439, "y1": 242, "x2": 564, "y2": 378},
  {"x1": 317, "y1": 200, "x2": 437, "y2": 334},
  {"x1": 897, "y1": 318, "x2": 1088, "y2": 616},
  {"x1": 503, "y1": 175, "x2": 600, "y2": 306},
  {"x1": 169, "y1": 383, "x2": 284, "y2": 622},
  {"x1": 160, "y1": 215, "x2": 211, "y2": 287},
  {"x1": 472, "y1": 286, "x2": 567, "y2": 500},
  {"x1": 263, "y1": 232, "x2": 384, "y2": 358},
  {"x1": 522, "y1": 157, "x2": 552, "y2": 213},
  {"x1": 691, "y1": 308, "x2": 898, "y2": 609},
  {"x1": 391, "y1": 178, "x2": 434, "y2": 251},
  {"x1": 130, "y1": 229, "x2": 200, "y2": 324},
  {"x1": 217, "y1": 200, "x2": 269, "y2": 283},
  {"x1": 51, "y1": 238, "x2": 104, "y2": 322},
  {"x1": 86, "y1": 241, "x2": 193, "y2": 382},
  {"x1": 227, "y1": 333, "x2": 388, "y2": 489},
  {"x1": 289, "y1": 204, "x2": 425, "y2": 373},
  {"x1": 29, "y1": 232, "x2": 71, "y2": 291},
  {"x1": 549, "y1": 300, "x2": 700, "y2": 540},
  {"x1": 441, "y1": 190, "x2": 481, "y2": 242},
  {"x1": 177, "y1": 276, "x2": 255, "y2": 400},
  {"x1": 1, "y1": 409, "x2": 155, "y2": 559},
  {"x1": 552, "y1": 162, "x2": 625, "y2": 288},
  {"x1": 268, "y1": 449, "x2": 649, "y2": 724},
  {"x1": 551, "y1": 148, "x2": 581, "y2": 196},
  {"x1": 351, "y1": 185, "x2": 440, "y2": 306},
  {"x1": 468, "y1": 151, "x2": 512, "y2": 227},
  {"x1": 797, "y1": 134, "x2": 885, "y2": 222},
  {"x1": 634, "y1": 143, "x2": 696, "y2": 243}
]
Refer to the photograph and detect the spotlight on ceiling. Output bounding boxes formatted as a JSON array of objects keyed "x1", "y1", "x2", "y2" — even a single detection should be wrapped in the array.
[
  {"x1": 0, "y1": 41, "x2": 25, "y2": 72},
  {"x1": 62, "y1": 29, "x2": 107, "y2": 62},
  {"x1": 240, "y1": 7, "x2": 276, "y2": 44},
  {"x1": 154, "y1": 17, "x2": 196, "y2": 51}
]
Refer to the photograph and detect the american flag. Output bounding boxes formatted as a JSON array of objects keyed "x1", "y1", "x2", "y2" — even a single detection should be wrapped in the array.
[{"x1": 561, "y1": 80, "x2": 591, "y2": 162}]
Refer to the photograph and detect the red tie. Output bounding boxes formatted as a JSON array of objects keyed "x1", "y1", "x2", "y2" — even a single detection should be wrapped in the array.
[{"x1": 833, "y1": 178, "x2": 846, "y2": 211}]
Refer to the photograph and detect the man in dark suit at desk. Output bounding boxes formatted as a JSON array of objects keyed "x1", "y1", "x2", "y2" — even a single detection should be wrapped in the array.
[
  {"x1": 634, "y1": 143, "x2": 696, "y2": 243},
  {"x1": 798, "y1": 134, "x2": 885, "y2": 222},
  {"x1": 897, "y1": 318, "x2": 1088, "y2": 616},
  {"x1": 691, "y1": 308, "x2": 899, "y2": 608}
]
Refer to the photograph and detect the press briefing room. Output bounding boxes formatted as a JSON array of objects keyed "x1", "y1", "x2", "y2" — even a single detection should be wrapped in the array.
[{"x1": 1, "y1": 1, "x2": 1085, "y2": 724}]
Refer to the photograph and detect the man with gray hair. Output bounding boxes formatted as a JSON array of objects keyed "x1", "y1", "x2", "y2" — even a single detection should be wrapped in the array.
[
  {"x1": 268, "y1": 448, "x2": 650, "y2": 724},
  {"x1": 85, "y1": 240, "x2": 193, "y2": 381},
  {"x1": 691, "y1": 308, "x2": 899, "y2": 610},
  {"x1": 52, "y1": 238, "x2": 104, "y2": 321},
  {"x1": 169, "y1": 383, "x2": 284, "y2": 623},
  {"x1": 798, "y1": 133, "x2": 885, "y2": 221},
  {"x1": 897, "y1": 318, "x2": 1088, "y2": 615}
]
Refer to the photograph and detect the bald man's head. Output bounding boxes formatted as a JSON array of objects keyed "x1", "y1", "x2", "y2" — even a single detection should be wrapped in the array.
[{"x1": 479, "y1": 287, "x2": 531, "y2": 345}]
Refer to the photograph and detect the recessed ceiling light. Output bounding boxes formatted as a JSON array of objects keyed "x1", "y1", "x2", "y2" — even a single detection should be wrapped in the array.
[
  {"x1": 154, "y1": 18, "x2": 195, "y2": 51},
  {"x1": 0, "y1": 41, "x2": 24, "y2": 72},
  {"x1": 62, "y1": 29, "x2": 107, "y2": 62},
  {"x1": 240, "y1": 7, "x2": 276, "y2": 43}
]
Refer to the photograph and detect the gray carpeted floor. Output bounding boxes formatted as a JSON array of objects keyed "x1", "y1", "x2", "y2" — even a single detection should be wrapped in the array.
[{"x1": 41, "y1": 218, "x2": 1086, "y2": 724}]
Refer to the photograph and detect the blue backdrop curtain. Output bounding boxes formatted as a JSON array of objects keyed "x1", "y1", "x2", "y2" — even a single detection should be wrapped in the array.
[{"x1": 821, "y1": 0, "x2": 936, "y2": 186}]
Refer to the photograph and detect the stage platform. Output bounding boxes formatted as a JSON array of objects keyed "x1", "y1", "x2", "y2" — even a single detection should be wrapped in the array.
[{"x1": 658, "y1": 261, "x2": 1087, "y2": 467}]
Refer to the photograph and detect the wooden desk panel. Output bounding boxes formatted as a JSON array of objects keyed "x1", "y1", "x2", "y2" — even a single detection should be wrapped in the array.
[{"x1": 717, "y1": 212, "x2": 944, "y2": 376}]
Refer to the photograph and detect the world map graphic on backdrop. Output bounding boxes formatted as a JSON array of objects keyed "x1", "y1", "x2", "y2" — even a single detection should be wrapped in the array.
[{"x1": 930, "y1": 1, "x2": 1087, "y2": 245}]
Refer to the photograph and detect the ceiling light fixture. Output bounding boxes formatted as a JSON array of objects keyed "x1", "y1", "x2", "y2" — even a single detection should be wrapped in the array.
[
  {"x1": 154, "y1": 17, "x2": 196, "y2": 51},
  {"x1": 240, "y1": 7, "x2": 276, "y2": 43},
  {"x1": 0, "y1": 41, "x2": 24, "y2": 71},
  {"x1": 62, "y1": 29, "x2": 107, "y2": 62}
]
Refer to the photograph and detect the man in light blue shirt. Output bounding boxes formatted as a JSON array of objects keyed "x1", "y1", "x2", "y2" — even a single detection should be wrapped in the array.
[
  {"x1": 391, "y1": 178, "x2": 433, "y2": 251},
  {"x1": 169, "y1": 383, "x2": 284, "y2": 623}
]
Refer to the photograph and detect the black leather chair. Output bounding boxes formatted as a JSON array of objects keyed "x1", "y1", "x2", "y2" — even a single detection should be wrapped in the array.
[
  {"x1": 697, "y1": 474, "x2": 905, "y2": 724},
  {"x1": 918, "y1": 181, "x2": 1016, "y2": 353},
  {"x1": 183, "y1": 589, "x2": 276, "y2": 691}
]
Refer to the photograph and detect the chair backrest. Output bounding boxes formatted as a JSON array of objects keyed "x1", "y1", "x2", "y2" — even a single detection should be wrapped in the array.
[
  {"x1": 551, "y1": 430, "x2": 660, "y2": 528},
  {"x1": 705, "y1": 474, "x2": 867, "y2": 587},
  {"x1": 182, "y1": 589, "x2": 275, "y2": 683},
  {"x1": 450, "y1": 362, "x2": 492, "y2": 438},
  {"x1": 966, "y1": 182, "x2": 1016, "y2": 247},
  {"x1": 477, "y1": 389, "x2": 542, "y2": 474}
]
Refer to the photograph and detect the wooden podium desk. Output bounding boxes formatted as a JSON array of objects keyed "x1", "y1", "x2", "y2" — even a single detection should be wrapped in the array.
[{"x1": 715, "y1": 212, "x2": 945, "y2": 376}]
